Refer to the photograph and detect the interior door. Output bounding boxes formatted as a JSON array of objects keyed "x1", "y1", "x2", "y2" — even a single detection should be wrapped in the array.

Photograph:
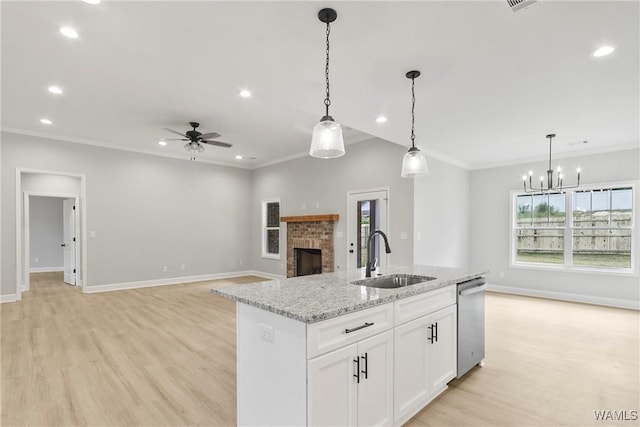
[
  {"x1": 62, "y1": 198, "x2": 76, "y2": 285},
  {"x1": 347, "y1": 189, "x2": 389, "y2": 274}
]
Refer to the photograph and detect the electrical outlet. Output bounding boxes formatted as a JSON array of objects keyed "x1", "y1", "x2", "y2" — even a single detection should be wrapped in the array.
[
  {"x1": 162, "y1": 266, "x2": 168, "y2": 272},
  {"x1": 259, "y1": 323, "x2": 274, "y2": 342},
  {"x1": 499, "y1": 271, "x2": 505, "y2": 278},
  {"x1": 34, "y1": 257, "x2": 39, "y2": 263},
  {"x1": 315, "y1": 202, "x2": 320, "y2": 208},
  {"x1": 400, "y1": 232, "x2": 408, "y2": 240},
  {"x1": 90, "y1": 230, "x2": 96, "y2": 238},
  {"x1": 336, "y1": 231, "x2": 343, "y2": 238},
  {"x1": 180, "y1": 264, "x2": 186, "y2": 271},
  {"x1": 238, "y1": 259, "x2": 243, "y2": 266}
]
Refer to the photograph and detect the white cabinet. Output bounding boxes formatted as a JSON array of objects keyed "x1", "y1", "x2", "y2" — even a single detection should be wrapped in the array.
[
  {"x1": 394, "y1": 304, "x2": 457, "y2": 425},
  {"x1": 308, "y1": 330, "x2": 394, "y2": 427}
]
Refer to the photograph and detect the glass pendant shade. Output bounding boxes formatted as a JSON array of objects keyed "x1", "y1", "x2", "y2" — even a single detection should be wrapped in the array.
[
  {"x1": 310, "y1": 117, "x2": 345, "y2": 159},
  {"x1": 401, "y1": 147, "x2": 428, "y2": 178}
]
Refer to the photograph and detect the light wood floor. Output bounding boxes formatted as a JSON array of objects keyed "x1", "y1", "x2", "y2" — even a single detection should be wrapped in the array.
[{"x1": 1, "y1": 273, "x2": 638, "y2": 426}]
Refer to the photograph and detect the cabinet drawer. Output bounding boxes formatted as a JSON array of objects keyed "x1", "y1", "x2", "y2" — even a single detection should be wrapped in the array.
[
  {"x1": 307, "y1": 303, "x2": 393, "y2": 359},
  {"x1": 394, "y1": 285, "x2": 456, "y2": 325}
]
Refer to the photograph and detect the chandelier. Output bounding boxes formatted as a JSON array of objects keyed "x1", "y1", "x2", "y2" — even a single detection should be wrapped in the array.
[{"x1": 522, "y1": 133, "x2": 581, "y2": 193}]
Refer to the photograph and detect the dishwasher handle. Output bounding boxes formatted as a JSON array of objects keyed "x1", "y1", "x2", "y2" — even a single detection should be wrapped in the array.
[{"x1": 459, "y1": 284, "x2": 487, "y2": 296}]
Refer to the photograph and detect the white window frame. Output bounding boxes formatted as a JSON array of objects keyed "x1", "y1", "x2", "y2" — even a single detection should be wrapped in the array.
[
  {"x1": 261, "y1": 198, "x2": 281, "y2": 259},
  {"x1": 510, "y1": 181, "x2": 637, "y2": 276}
]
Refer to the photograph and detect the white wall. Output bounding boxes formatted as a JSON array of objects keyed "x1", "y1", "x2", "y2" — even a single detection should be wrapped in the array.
[
  {"x1": 469, "y1": 148, "x2": 640, "y2": 308},
  {"x1": 413, "y1": 157, "x2": 470, "y2": 268},
  {"x1": 1, "y1": 132, "x2": 252, "y2": 295},
  {"x1": 251, "y1": 138, "x2": 415, "y2": 276},
  {"x1": 29, "y1": 197, "x2": 64, "y2": 271}
]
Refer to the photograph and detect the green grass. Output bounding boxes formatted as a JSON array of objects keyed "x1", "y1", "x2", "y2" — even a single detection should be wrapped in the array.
[{"x1": 517, "y1": 252, "x2": 631, "y2": 268}]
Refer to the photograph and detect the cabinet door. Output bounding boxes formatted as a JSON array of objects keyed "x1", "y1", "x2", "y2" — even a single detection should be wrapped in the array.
[
  {"x1": 429, "y1": 305, "x2": 457, "y2": 394},
  {"x1": 357, "y1": 330, "x2": 394, "y2": 427},
  {"x1": 393, "y1": 316, "x2": 430, "y2": 424},
  {"x1": 308, "y1": 343, "x2": 358, "y2": 426}
]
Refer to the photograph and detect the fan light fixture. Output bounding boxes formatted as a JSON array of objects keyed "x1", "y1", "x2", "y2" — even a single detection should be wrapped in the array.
[
  {"x1": 401, "y1": 70, "x2": 428, "y2": 178},
  {"x1": 522, "y1": 134, "x2": 582, "y2": 193},
  {"x1": 309, "y1": 8, "x2": 345, "y2": 159}
]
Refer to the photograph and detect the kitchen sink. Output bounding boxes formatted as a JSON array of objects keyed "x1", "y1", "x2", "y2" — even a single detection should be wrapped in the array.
[{"x1": 352, "y1": 274, "x2": 436, "y2": 289}]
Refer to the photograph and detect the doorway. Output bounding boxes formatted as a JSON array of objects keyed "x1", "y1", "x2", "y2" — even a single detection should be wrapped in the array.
[
  {"x1": 24, "y1": 194, "x2": 80, "y2": 291},
  {"x1": 347, "y1": 188, "x2": 389, "y2": 274},
  {"x1": 16, "y1": 169, "x2": 87, "y2": 300}
]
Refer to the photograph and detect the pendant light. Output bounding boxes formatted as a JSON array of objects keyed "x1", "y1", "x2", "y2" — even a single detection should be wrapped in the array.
[
  {"x1": 310, "y1": 8, "x2": 345, "y2": 159},
  {"x1": 522, "y1": 134, "x2": 582, "y2": 193},
  {"x1": 401, "y1": 70, "x2": 428, "y2": 178}
]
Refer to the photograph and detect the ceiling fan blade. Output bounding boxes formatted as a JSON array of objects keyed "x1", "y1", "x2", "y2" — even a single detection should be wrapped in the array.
[
  {"x1": 164, "y1": 128, "x2": 188, "y2": 137},
  {"x1": 201, "y1": 140, "x2": 232, "y2": 148},
  {"x1": 161, "y1": 138, "x2": 188, "y2": 141},
  {"x1": 198, "y1": 132, "x2": 221, "y2": 140}
]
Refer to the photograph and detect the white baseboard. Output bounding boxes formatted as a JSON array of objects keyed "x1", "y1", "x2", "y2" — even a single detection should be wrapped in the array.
[
  {"x1": 0, "y1": 294, "x2": 18, "y2": 303},
  {"x1": 487, "y1": 283, "x2": 640, "y2": 310},
  {"x1": 247, "y1": 270, "x2": 286, "y2": 281},
  {"x1": 29, "y1": 266, "x2": 64, "y2": 273},
  {"x1": 82, "y1": 270, "x2": 280, "y2": 294}
]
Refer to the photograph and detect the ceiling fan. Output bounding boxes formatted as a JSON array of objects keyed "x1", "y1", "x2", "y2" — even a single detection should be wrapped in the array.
[{"x1": 163, "y1": 122, "x2": 232, "y2": 160}]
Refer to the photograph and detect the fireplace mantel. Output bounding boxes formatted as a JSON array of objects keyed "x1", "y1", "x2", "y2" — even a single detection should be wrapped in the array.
[{"x1": 280, "y1": 214, "x2": 339, "y2": 223}]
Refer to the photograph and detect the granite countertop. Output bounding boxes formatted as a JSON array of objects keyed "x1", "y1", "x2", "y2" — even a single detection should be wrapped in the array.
[{"x1": 212, "y1": 265, "x2": 488, "y2": 324}]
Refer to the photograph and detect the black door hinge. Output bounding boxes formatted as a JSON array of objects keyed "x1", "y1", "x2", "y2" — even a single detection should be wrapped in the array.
[
  {"x1": 73, "y1": 205, "x2": 76, "y2": 210},
  {"x1": 73, "y1": 237, "x2": 76, "y2": 242},
  {"x1": 73, "y1": 269, "x2": 76, "y2": 273}
]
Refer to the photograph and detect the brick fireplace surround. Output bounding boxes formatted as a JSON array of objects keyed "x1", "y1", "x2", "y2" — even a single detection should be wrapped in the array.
[{"x1": 281, "y1": 215, "x2": 339, "y2": 278}]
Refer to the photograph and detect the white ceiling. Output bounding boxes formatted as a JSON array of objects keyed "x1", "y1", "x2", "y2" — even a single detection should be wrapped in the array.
[{"x1": 2, "y1": 1, "x2": 638, "y2": 170}]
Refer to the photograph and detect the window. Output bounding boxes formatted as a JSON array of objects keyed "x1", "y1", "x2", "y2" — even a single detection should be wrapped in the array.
[
  {"x1": 262, "y1": 199, "x2": 280, "y2": 259},
  {"x1": 512, "y1": 184, "x2": 635, "y2": 272}
]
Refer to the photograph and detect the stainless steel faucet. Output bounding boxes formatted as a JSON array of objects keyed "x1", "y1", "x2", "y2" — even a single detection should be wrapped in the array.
[{"x1": 365, "y1": 229, "x2": 392, "y2": 277}]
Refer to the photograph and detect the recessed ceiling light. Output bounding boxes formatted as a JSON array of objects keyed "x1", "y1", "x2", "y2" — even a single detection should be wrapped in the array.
[
  {"x1": 60, "y1": 26, "x2": 79, "y2": 39},
  {"x1": 40, "y1": 118, "x2": 52, "y2": 125},
  {"x1": 48, "y1": 86, "x2": 63, "y2": 95},
  {"x1": 376, "y1": 116, "x2": 387, "y2": 123},
  {"x1": 235, "y1": 155, "x2": 243, "y2": 160},
  {"x1": 82, "y1": 0, "x2": 101, "y2": 4},
  {"x1": 239, "y1": 89, "x2": 252, "y2": 98},
  {"x1": 593, "y1": 46, "x2": 614, "y2": 57},
  {"x1": 158, "y1": 140, "x2": 167, "y2": 146}
]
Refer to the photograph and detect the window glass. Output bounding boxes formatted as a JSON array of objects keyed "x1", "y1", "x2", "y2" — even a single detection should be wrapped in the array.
[
  {"x1": 573, "y1": 191, "x2": 591, "y2": 228},
  {"x1": 266, "y1": 202, "x2": 280, "y2": 228},
  {"x1": 611, "y1": 188, "x2": 633, "y2": 228},
  {"x1": 515, "y1": 193, "x2": 566, "y2": 265}
]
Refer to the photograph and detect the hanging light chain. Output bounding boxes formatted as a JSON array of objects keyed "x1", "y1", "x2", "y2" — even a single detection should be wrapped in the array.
[
  {"x1": 410, "y1": 76, "x2": 416, "y2": 148},
  {"x1": 324, "y1": 21, "x2": 331, "y2": 117}
]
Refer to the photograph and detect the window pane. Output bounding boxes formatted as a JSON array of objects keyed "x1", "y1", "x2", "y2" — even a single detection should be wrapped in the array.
[
  {"x1": 266, "y1": 229, "x2": 279, "y2": 254},
  {"x1": 266, "y1": 202, "x2": 280, "y2": 227},
  {"x1": 548, "y1": 193, "x2": 566, "y2": 227},
  {"x1": 516, "y1": 229, "x2": 564, "y2": 264},
  {"x1": 573, "y1": 191, "x2": 591, "y2": 228},
  {"x1": 516, "y1": 195, "x2": 532, "y2": 227},
  {"x1": 532, "y1": 194, "x2": 548, "y2": 226},
  {"x1": 611, "y1": 188, "x2": 633, "y2": 228},
  {"x1": 591, "y1": 189, "x2": 610, "y2": 226},
  {"x1": 573, "y1": 229, "x2": 631, "y2": 268}
]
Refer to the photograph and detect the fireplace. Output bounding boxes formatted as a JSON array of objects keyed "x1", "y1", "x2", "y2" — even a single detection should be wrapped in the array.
[
  {"x1": 295, "y1": 248, "x2": 322, "y2": 276},
  {"x1": 281, "y1": 214, "x2": 339, "y2": 278}
]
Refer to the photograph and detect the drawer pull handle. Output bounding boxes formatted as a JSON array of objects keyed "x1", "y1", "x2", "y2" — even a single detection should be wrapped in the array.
[{"x1": 345, "y1": 322, "x2": 374, "y2": 334}]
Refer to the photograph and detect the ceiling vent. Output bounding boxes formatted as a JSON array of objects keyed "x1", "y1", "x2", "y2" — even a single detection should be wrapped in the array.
[{"x1": 507, "y1": 0, "x2": 537, "y2": 12}]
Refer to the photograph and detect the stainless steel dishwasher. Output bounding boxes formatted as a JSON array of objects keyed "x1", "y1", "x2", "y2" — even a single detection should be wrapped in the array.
[{"x1": 456, "y1": 277, "x2": 486, "y2": 378}]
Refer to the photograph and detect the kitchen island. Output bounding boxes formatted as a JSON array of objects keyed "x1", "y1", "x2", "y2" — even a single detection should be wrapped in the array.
[{"x1": 213, "y1": 265, "x2": 487, "y2": 426}]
